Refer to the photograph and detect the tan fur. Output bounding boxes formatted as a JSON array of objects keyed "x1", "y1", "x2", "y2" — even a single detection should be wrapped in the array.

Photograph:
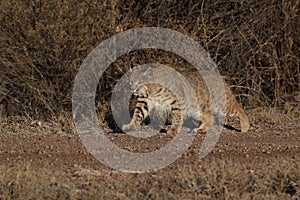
[{"x1": 122, "y1": 66, "x2": 250, "y2": 133}]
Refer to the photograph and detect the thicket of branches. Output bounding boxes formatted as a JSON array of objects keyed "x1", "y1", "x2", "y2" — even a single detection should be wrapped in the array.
[{"x1": 0, "y1": 0, "x2": 299, "y2": 120}]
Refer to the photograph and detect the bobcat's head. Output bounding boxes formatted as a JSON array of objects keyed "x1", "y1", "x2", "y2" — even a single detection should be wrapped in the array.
[{"x1": 129, "y1": 67, "x2": 154, "y2": 98}]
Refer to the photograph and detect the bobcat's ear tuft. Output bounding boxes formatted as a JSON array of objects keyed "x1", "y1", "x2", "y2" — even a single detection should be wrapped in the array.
[{"x1": 129, "y1": 65, "x2": 135, "y2": 73}]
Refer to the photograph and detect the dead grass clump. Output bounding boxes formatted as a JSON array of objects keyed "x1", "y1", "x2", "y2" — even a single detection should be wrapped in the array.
[
  {"x1": 0, "y1": 164, "x2": 76, "y2": 200},
  {"x1": 0, "y1": 0, "x2": 115, "y2": 119},
  {"x1": 0, "y1": 159, "x2": 299, "y2": 199}
]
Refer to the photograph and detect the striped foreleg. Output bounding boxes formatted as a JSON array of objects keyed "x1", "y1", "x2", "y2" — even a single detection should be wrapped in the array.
[{"x1": 122, "y1": 98, "x2": 151, "y2": 131}]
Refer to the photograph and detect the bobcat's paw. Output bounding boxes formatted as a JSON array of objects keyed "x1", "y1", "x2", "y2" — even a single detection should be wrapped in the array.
[
  {"x1": 192, "y1": 127, "x2": 209, "y2": 134},
  {"x1": 241, "y1": 123, "x2": 250, "y2": 133},
  {"x1": 122, "y1": 123, "x2": 137, "y2": 132}
]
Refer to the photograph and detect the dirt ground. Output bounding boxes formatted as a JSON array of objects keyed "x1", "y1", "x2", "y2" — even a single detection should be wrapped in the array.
[
  {"x1": 0, "y1": 116, "x2": 299, "y2": 199},
  {"x1": 1, "y1": 117, "x2": 299, "y2": 170}
]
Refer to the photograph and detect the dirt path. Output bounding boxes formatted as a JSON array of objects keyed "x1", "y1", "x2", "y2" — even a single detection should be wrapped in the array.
[
  {"x1": 1, "y1": 119, "x2": 299, "y2": 171},
  {"x1": 1, "y1": 117, "x2": 300, "y2": 199}
]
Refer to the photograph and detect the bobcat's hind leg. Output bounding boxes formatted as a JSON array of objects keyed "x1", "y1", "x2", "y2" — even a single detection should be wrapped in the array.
[
  {"x1": 192, "y1": 112, "x2": 214, "y2": 133},
  {"x1": 228, "y1": 101, "x2": 250, "y2": 132},
  {"x1": 237, "y1": 104, "x2": 250, "y2": 132}
]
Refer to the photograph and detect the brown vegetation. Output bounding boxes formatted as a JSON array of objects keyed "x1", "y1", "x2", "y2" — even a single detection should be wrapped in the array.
[
  {"x1": 1, "y1": 159, "x2": 299, "y2": 199},
  {"x1": 1, "y1": 0, "x2": 299, "y2": 120},
  {"x1": 0, "y1": 0, "x2": 299, "y2": 199}
]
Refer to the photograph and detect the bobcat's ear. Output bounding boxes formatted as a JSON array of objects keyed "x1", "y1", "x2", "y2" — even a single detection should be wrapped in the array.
[
  {"x1": 130, "y1": 65, "x2": 140, "y2": 73},
  {"x1": 128, "y1": 61, "x2": 135, "y2": 72},
  {"x1": 129, "y1": 65, "x2": 134, "y2": 72},
  {"x1": 145, "y1": 67, "x2": 153, "y2": 77}
]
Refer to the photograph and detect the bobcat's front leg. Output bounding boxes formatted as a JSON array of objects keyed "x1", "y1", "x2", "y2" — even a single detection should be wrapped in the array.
[
  {"x1": 169, "y1": 102, "x2": 183, "y2": 134},
  {"x1": 122, "y1": 98, "x2": 151, "y2": 132}
]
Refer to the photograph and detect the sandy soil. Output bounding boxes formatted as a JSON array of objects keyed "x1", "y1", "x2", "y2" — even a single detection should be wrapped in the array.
[{"x1": 0, "y1": 117, "x2": 299, "y2": 171}]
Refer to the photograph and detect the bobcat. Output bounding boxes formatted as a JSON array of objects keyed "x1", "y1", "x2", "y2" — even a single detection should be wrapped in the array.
[{"x1": 122, "y1": 65, "x2": 250, "y2": 134}]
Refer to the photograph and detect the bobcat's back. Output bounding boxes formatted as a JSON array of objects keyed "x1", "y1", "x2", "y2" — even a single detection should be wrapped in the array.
[{"x1": 123, "y1": 65, "x2": 250, "y2": 133}]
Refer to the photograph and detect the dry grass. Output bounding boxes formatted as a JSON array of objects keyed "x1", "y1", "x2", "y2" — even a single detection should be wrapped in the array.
[
  {"x1": 0, "y1": 1, "x2": 299, "y2": 199},
  {"x1": 0, "y1": 0, "x2": 299, "y2": 122},
  {"x1": 0, "y1": 159, "x2": 299, "y2": 199}
]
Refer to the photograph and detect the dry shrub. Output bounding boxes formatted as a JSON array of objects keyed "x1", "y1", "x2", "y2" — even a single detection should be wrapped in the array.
[
  {"x1": 1, "y1": 0, "x2": 299, "y2": 121},
  {"x1": 0, "y1": 0, "x2": 114, "y2": 119},
  {"x1": 0, "y1": 159, "x2": 299, "y2": 199},
  {"x1": 0, "y1": 164, "x2": 79, "y2": 199}
]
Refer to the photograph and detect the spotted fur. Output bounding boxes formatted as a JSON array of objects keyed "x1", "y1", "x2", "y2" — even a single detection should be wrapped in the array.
[{"x1": 122, "y1": 66, "x2": 250, "y2": 133}]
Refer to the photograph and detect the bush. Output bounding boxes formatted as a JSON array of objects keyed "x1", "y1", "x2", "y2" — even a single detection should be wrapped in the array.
[{"x1": 1, "y1": 0, "x2": 299, "y2": 120}]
